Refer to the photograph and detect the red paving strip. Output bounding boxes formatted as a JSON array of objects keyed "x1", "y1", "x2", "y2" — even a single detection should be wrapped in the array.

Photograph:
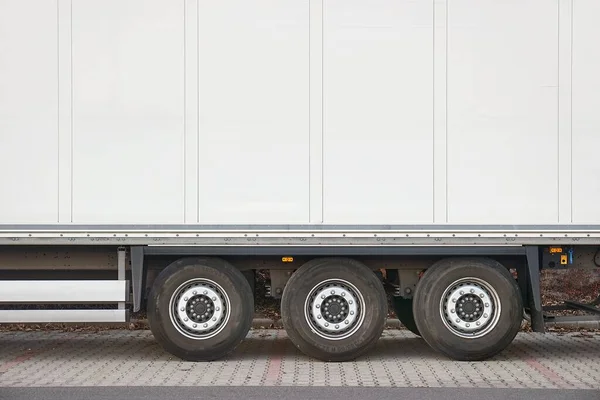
[
  {"x1": 263, "y1": 331, "x2": 284, "y2": 385},
  {"x1": 523, "y1": 358, "x2": 573, "y2": 389},
  {"x1": 0, "y1": 350, "x2": 40, "y2": 374},
  {"x1": 0, "y1": 335, "x2": 75, "y2": 374}
]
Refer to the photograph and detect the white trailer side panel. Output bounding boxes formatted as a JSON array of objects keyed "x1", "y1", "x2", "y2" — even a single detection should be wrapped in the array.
[
  {"x1": 0, "y1": 0, "x2": 59, "y2": 223},
  {"x1": 197, "y1": 0, "x2": 310, "y2": 224},
  {"x1": 1, "y1": 0, "x2": 599, "y2": 227},
  {"x1": 446, "y1": 0, "x2": 559, "y2": 224},
  {"x1": 322, "y1": 0, "x2": 434, "y2": 224},
  {"x1": 71, "y1": 0, "x2": 185, "y2": 223},
  {"x1": 572, "y1": 0, "x2": 600, "y2": 223}
]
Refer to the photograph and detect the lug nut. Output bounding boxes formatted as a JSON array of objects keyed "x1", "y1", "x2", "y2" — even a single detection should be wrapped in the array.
[
  {"x1": 193, "y1": 291, "x2": 197, "y2": 295},
  {"x1": 203, "y1": 323, "x2": 208, "y2": 328},
  {"x1": 345, "y1": 320, "x2": 349, "y2": 325},
  {"x1": 184, "y1": 297, "x2": 188, "y2": 301},
  {"x1": 350, "y1": 311, "x2": 354, "y2": 315},
  {"x1": 203, "y1": 290, "x2": 208, "y2": 295},
  {"x1": 317, "y1": 315, "x2": 322, "y2": 319},
  {"x1": 325, "y1": 323, "x2": 329, "y2": 327},
  {"x1": 335, "y1": 325, "x2": 339, "y2": 329},
  {"x1": 341, "y1": 292, "x2": 346, "y2": 297},
  {"x1": 316, "y1": 304, "x2": 320, "y2": 309},
  {"x1": 451, "y1": 309, "x2": 455, "y2": 313},
  {"x1": 193, "y1": 324, "x2": 197, "y2": 328},
  {"x1": 212, "y1": 297, "x2": 216, "y2": 301},
  {"x1": 330, "y1": 290, "x2": 335, "y2": 295},
  {"x1": 483, "y1": 314, "x2": 488, "y2": 318}
]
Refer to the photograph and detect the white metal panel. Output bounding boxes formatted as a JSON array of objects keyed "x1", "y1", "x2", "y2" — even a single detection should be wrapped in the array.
[
  {"x1": 58, "y1": 0, "x2": 73, "y2": 223},
  {"x1": 184, "y1": 0, "x2": 199, "y2": 223},
  {"x1": 0, "y1": 0, "x2": 58, "y2": 223},
  {"x1": 0, "y1": 281, "x2": 127, "y2": 302},
  {"x1": 309, "y1": 0, "x2": 324, "y2": 223},
  {"x1": 446, "y1": 0, "x2": 559, "y2": 224},
  {"x1": 433, "y1": 1, "x2": 448, "y2": 223},
  {"x1": 558, "y1": 0, "x2": 573, "y2": 224},
  {"x1": 322, "y1": 0, "x2": 434, "y2": 224},
  {"x1": 572, "y1": 0, "x2": 600, "y2": 223},
  {"x1": 0, "y1": 309, "x2": 127, "y2": 323},
  {"x1": 197, "y1": 0, "x2": 309, "y2": 224},
  {"x1": 71, "y1": 0, "x2": 185, "y2": 224}
]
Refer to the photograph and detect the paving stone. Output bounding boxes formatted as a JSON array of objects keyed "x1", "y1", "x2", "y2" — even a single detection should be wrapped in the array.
[{"x1": 0, "y1": 330, "x2": 598, "y2": 389}]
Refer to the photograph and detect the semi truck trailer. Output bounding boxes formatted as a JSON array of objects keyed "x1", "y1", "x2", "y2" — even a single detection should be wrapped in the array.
[{"x1": 1, "y1": 0, "x2": 599, "y2": 362}]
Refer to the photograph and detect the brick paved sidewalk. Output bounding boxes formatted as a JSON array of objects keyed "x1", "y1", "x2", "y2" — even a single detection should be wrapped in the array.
[{"x1": 0, "y1": 329, "x2": 598, "y2": 389}]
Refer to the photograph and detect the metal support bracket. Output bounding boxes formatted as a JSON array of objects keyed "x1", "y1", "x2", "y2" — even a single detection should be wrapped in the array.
[
  {"x1": 267, "y1": 270, "x2": 292, "y2": 299},
  {"x1": 117, "y1": 247, "x2": 127, "y2": 310},
  {"x1": 395, "y1": 269, "x2": 420, "y2": 299},
  {"x1": 526, "y1": 245, "x2": 545, "y2": 333},
  {"x1": 131, "y1": 246, "x2": 144, "y2": 312}
]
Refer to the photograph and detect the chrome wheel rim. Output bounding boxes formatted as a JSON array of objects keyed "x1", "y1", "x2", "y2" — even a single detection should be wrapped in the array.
[
  {"x1": 440, "y1": 277, "x2": 501, "y2": 339},
  {"x1": 304, "y1": 279, "x2": 365, "y2": 340},
  {"x1": 169, "y1": 278, "x2": 230, "y2": 340}
]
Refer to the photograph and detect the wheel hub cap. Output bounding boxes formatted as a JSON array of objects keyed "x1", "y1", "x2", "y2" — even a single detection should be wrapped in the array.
[
  {"x1": 169, "y1": 279, "x2": 230, "y2": 340},
  {"x1": 305, "y1": 279, "x2": 365, "y2": 340},
  {"x1": 440, "y1": 278, "x2": 501, "y2": 339}
]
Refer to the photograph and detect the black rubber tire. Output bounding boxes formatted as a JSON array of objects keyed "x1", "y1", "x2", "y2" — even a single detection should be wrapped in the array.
[
  {"x1": 147, "y1": 257, "x2": 253, "y2": 361},
  {"x1": 392, "y1": 297, "x2": 421, "y2": 336},
  {"x1": 413, "y1": 257, "x2": 522, "y2": 361},
  {"x1": 281, "y1": 257, "x2": 387, "y2": 362}
]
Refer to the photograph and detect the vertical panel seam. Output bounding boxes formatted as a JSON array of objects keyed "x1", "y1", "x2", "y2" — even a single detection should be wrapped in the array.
[
  {"x1": 432, "y1": 0, "x2": 435, "y2": 223},
  {"x1": 308, "y1": 0, "x2": 311, "y2": 222},
  {"x1": 57, "y1": 0, "x2": 60, "y2": 223},
  {"x1": 445, "y1": 0, "x2": 449, "y2": 223},
  {"x1": 570, "y1": 0, "x2": 573, "y2": 223},
  {"x1": 183, "y1": 0, "x2": 187, "y2": 223},
  {"x1": 321, "y1": 0, "x2": 324, "y2": 223},
  {"x1": 558, "y1": 0, "x2": 561, "y2": 223},
  {"x1": 197, "y1": 0, "x2": 200, "y2": 223},
  {"x1": 70, "y1": 0, "x2": 73, "y2": 223}
]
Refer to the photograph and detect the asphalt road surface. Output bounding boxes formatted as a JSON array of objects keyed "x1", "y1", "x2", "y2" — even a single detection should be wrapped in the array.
[{"x1": 1, "y1": 387, "x2": 599, "y2": 400}]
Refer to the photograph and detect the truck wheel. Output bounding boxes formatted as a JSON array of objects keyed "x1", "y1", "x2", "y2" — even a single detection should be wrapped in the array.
[
  {"x1": 413, "y1": 258, "x2": 522, "y2": 361},
  {"x1": 281, "y1": 258, "x2": 386, "y2": 362},
  {"x1": 147, "y1": 257, "x2": 253, "y2": 361},
  {"x1": 392, "y1": 297, "x2": 420, "y2": 336}
]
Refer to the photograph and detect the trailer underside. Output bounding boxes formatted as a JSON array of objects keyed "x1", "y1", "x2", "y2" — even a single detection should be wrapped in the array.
[{"x1": 0, "y1": 237, "x2": 598, "y2": 358}]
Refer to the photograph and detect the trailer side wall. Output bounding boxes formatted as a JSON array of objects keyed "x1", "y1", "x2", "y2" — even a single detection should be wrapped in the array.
[{"x1": 1, "y1": 0, "x2": 599, "y2": 225}]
